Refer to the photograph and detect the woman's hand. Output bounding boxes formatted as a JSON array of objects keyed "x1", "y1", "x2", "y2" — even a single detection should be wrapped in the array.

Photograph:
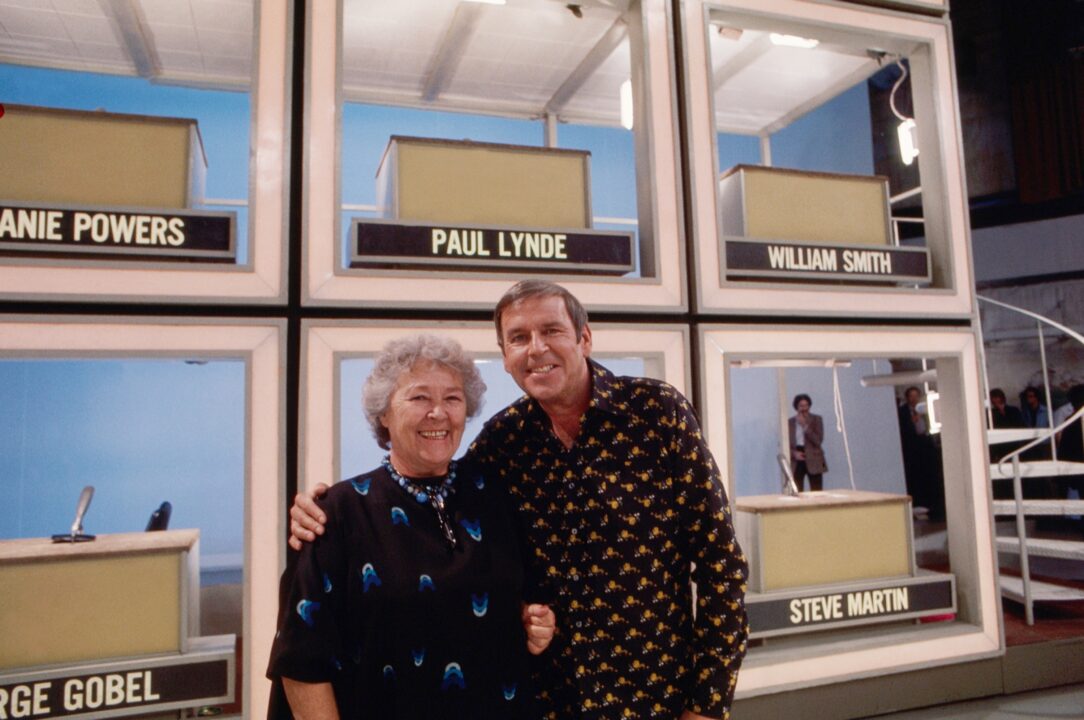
[
  {"x1": 288, "y1": 483, "x2": 331, "y2": 551},
  {"x1": 522, "y1": 603, "x2": 556, "y2": 655}
]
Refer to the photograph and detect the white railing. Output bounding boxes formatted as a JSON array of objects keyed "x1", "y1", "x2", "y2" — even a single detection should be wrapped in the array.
[{"x1": 977, "y1": 294, "x2": 1084, "y2": 624}]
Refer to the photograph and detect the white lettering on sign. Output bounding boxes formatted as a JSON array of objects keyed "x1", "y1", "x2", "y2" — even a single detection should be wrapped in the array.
[
  {"x1": 846, "y1": 587, "x2": 909, "y2": 616},
  {"x1": 431, "y1": 228, "x2": 491, "y2": 256},
  {"x1": 788, "y1": 594, "x2": 844, "y2": 624},
  {"x1": 842, "y1": 249, "x2": 892, "y2": 274},
  {"x1": 497, "y1": 232, "x2": 567, "y2": 259},
  {"x1": 71, "y1": 213, "x2": 184, "y2": 246},
  {"x1": 767, "y1": 245, "x2": 838, "y2": 272},
  {"x1": 62, "y1": 670, "x2": 159, "y2": 711},
  {"x1": 0, "y1": 209, "x2": 63, "y2": 242},
  {"x1": 0, "y1": 682, "x2": 51, "y2": 719}
]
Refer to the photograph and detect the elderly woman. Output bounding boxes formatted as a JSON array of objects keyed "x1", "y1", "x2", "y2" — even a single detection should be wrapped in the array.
[{"x1": 268, "y1": 334, "x2": 553, "y2": 719}]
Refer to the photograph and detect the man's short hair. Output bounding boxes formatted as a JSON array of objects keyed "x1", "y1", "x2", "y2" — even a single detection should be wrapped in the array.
[
  {"x1": 990, "y1": 388, "x2": 1007, "y2": 402},
  {"x1": 494, "y1": 279, "x2": 589, "y2": 347},
  {"x1": 792, "y1": 393, "x2": 812, "y2": 410}
]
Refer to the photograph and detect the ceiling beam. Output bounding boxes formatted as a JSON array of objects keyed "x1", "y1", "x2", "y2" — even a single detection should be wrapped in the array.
[
  {"x1": 98, "y1": 0, "x2": 160, "y2": 78},
  {"x1": 544, "y1": 15, "x2": 627, "y2": 116},
  {"x1": 421, "y1": 2, "x2": 486, "y2": 103},
  {"x1": 712, "y1": 33, "x2": 772, "y2": 93}
]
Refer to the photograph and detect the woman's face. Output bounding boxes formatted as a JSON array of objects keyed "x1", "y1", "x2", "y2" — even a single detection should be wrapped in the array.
[{"x1": 380, "y1": 362, "x2": 467, "y2": 477}]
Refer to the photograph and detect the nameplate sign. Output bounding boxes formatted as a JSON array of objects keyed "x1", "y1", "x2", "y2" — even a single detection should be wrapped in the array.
[
  {"x1": 350, "y1": 219, "x2": 635, "y2": 275},
  {"x1": 745, "y1": 574, "x2": 955, "y2": 638},
  {"x1": 0, "y1": 202, "x2": 235, "y2": 262},
  {"x1": 0, "y1": 644, "x2": 234, "y2": 720},
  {"x1": 725, "y1": 238, "x2": 930, "y2": 283}
]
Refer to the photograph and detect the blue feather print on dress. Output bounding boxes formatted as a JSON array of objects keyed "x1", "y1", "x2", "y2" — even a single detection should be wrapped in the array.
[
  {"x1": 412, "y1": 647, "x2": 425, "y2": 666},
  {"x1": 390, "y1": 506, "x2": 409, "y2": 526},
  {"x1": 322, "y1": 573, "x2": 332, "y2": 594},
  {"x1": 459, "y1": 517, "x2": 482, "y2": 541},
  {"x1": 360, "y1": 563, "x2": 381, "y2": 592},
  {"x1": 351, "y1": 477, "x2": 371, "y2": 495},
  {"x1": 471, "y1": 592, "x2": 489, "y2": 617},
  {"x1": 502, "y1": 683, "x2": 517, "y2": 701},
  {"x1": 474, "y1": 475, "x2": 485, "y2": 490},
  {"x1": 383, "y1": 664, "x2": 395, "y2": 681},
  {"x1": 441, "y1": 662, "x2": 466, "y2": 690},
  {"x1": 418, "y1": 574, "x2": 436, "y2": 592},
  {"x1": 296, "y1": 599, "x2": 320, "y2": 627}
]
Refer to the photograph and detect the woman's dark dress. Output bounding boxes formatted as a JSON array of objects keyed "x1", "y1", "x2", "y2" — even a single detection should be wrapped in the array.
[{"x1": 267, "y1": 465, "x2": 531, "y2": 718}]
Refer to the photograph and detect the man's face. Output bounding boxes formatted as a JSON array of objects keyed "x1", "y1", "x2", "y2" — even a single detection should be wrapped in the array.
[
  {"x1": 906, "y1": 388, "x2": 921, "y2": 407},
  {"x1": 796, "y1": 399, "x2": 811, "y2": 415},
  {"x1": 1025, "y1": 391, "x2": 1039, "y2": 409},
  {"x1": 991, "y1": 395, "x2": 1006, "y2": 411},
  {"x1": 499, "y1": 294, "x2": 593, "y2": 408}
]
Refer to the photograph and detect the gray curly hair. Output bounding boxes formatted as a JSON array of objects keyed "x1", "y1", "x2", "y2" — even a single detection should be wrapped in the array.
[{"x1": 363, "y1": 334, "x2": 486, "y2": 449}]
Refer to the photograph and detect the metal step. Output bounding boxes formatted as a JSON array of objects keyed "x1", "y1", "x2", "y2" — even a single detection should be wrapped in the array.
[
  {"x1": 992, "y1": 499, "x2": 1084, "y2": 516},
  {"x1": 989, "y1": 460, "x2": 1084, "y2": 480},
  {"x1": 999, "y1": 575, "x2": 1084, "y2": 604},
  {"x1": 996, "y1": 537, "x2": 1084, "y2": 561},
  {"x1": 988, "y1": 428, "x2": 1047, "y2": 444}
]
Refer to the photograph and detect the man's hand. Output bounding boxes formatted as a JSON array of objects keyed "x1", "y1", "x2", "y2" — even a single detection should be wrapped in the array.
[
  {"x1": 287, "y1": 483, "x2": 331, "y2": 551},
  {"x1": 522, "y1": 603, "x2": 556, "y2": 655}
]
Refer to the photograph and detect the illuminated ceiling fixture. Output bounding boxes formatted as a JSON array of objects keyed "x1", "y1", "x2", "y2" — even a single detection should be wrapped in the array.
[
  {"x1": 769, "y1": 33, "x2": 819, "y2": 49},
  {"x1": 889, "y1": 58, "x2": 919, "y2": 165},
  {"x1": 620, "y1": 78, "x2": 634, "y2": 130}
]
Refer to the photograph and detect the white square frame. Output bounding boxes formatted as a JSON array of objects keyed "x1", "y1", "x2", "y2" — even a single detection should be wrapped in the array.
[
  {"x1": 302, "y1": 0, "x2": 687, "y2": 313},
  {"x1": 0, "y1": 1, "x2": 291, "y2": 304},
  {"x1": 301, "y1": 320, "x2": 690, "y2": 493},
  {"x1": 683, "y1": 0, "x2": 976, "y2": 318},
  {"x1": 698, "y1": 323, "x2": 1001, "y2": 696},
  {"x1": 0, "y1": 317, "x2": 286, "y2": 718}
]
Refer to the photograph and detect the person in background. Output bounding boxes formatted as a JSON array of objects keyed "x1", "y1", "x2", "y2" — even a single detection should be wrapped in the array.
[
  {"x1": 289, "y1": 280, "x2": 749, "y2": 720},
  {"x1": 267, "y1": 334, "x2": 555, "y2": 719},
  {"x1": 898, "y1": 386, "x2": 945, "y2": 521},
  {"x1": 989, "y1": 388, "x2": 1024, "y2": 429},
  {"x1": 788, "y1": 393, "x2": 826, "y2": 492},
  {"x1": 1020, "y1": 386, "x2": 1050, "y2": 429}
]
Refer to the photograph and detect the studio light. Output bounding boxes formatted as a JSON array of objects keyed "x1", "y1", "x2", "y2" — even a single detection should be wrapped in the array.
[
  {"x1": 888, "y1": 58, "x2": 919, "y2": 165},
  {"x1": 897, "y1": 118, "x2": 919, "y2": 166},
  {"x1": 620, "y1": 79, "x2": 634, "y2": 130},
  {"x1": 769, "y1": 33, "x2": 819, "y2": 49}
]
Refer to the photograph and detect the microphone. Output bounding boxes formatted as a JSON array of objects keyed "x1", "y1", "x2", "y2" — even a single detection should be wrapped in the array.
[
  {"x1": 776, "y1": 454, "x2": 800, "y2": 497},
  {"x1": 52, "y1": 485, "x2": 97, "y2": 543}
]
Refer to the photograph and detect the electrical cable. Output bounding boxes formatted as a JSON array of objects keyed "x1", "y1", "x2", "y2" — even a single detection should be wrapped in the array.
[{"x1": 832, "y1": 364, "x2": 858, "y2": 490}]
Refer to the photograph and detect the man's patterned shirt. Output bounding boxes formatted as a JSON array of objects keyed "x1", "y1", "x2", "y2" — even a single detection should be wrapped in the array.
[{"x1": 467, "y1": 360, "x2": 749, "y2": 719}]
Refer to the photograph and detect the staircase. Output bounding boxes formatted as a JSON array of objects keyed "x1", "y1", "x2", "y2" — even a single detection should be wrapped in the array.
[{"x1": 979, "y1": 296, "x2": 1084, "y2": 625}]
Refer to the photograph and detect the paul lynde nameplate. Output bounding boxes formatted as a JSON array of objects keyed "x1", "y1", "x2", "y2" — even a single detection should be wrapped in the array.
[
  {"x1": 350, "y1": 219, "x2": 635, "y2": 275},
  {"x1": 0, "y1": 202, "x2": 235, "y2": 262}
]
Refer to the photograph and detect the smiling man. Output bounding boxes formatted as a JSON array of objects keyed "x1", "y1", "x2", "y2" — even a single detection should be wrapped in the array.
[{"x1": 292, "y1": 280, "x2": 748, "y2": 719}]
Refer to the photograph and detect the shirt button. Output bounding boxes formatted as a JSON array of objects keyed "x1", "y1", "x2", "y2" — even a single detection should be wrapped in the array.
[{"x1": 571, "y1": 528, "x2": 578, "y2": 536}]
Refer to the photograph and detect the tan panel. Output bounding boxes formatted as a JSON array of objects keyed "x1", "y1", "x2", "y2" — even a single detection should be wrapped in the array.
[
  {"x1": 394, "y1": 140, "x2": 590, "y2": 228},
  {"x1": 758, "y1": 503, "x2": 911, "y2": 591},
  {"x1": 0, "y1": 552, "x2": 181, "y2": 670},
  {"x1": 0, "y1": 105, "x2": 201, "y2": 208},
  {"x1": 740, "y1": 167, "x2": 890, "y2": 246}
]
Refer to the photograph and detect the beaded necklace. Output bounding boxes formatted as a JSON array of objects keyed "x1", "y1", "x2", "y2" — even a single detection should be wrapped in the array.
[{"x1": 383, "y1": 455, "x2": 457, "y2": 549}]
